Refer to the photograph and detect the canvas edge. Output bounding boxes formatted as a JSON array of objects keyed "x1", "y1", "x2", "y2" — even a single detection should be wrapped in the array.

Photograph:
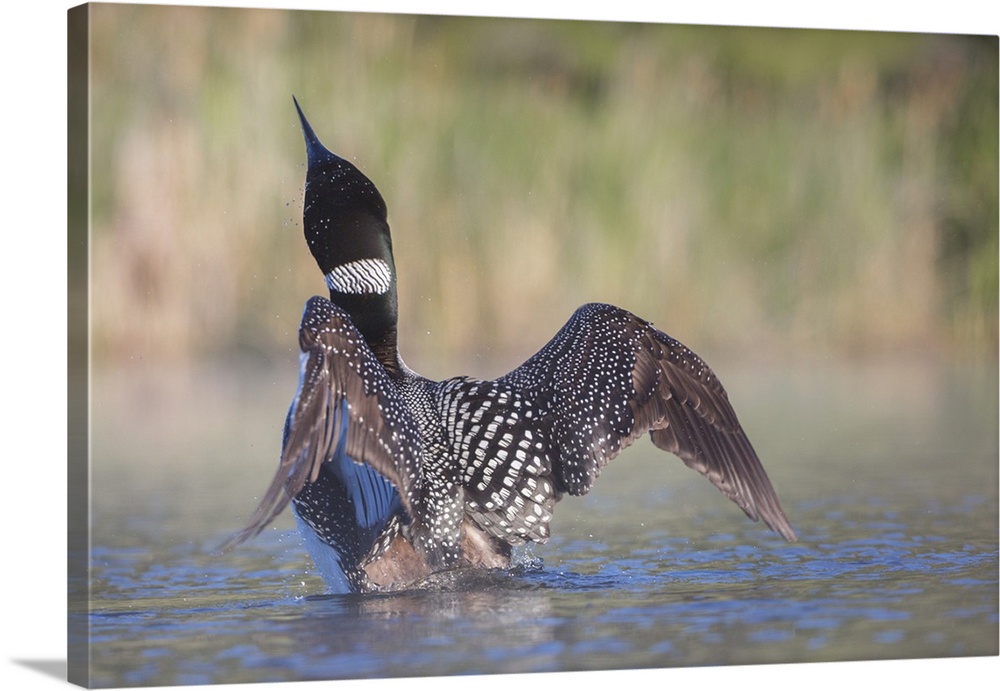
[{"x1": 67, "y1": 3, "x2": 91, "y2": 688}]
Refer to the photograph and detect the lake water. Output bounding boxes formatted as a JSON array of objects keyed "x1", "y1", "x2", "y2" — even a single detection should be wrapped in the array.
[{"x1": 79, "y1": 356, "x2": 998, "y2": 687}]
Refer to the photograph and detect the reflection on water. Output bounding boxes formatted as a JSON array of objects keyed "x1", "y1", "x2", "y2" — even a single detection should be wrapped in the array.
[{"x1": 84, "y1": 357, "x2": 998, "y2": 687}]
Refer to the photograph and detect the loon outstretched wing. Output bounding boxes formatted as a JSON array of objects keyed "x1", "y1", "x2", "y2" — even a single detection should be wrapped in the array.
[
  {"x1": 486, "y1": 302, "x2": 797, "y2": 542},
  {"x1": 221, "y1": 296, "x2": 422, "y2": 555}
]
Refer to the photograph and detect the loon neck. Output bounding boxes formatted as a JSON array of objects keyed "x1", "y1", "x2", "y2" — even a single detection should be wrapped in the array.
[
  {"x1": 371, "y1": 338, "x2": 405, "y2": 378},
  {"x1": 326, "y1": 287, "x2": 403, "y2": 375}
]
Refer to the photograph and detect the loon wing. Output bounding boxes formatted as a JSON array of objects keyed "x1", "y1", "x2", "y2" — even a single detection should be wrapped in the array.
[
  {"x1": 496, "y1": 302, "x2": 797, "y2": 542},
  {"x1": 286, "y1": 399, "x2": 401, "y2": 591},
  {"x1": 221, "y1": 296, "x2": 422, "y2": 550}
]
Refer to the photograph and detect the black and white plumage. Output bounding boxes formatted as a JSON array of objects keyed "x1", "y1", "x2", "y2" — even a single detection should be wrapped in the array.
[{"x1": 223, "y1": 98, "x2": 797, "y2": 593}]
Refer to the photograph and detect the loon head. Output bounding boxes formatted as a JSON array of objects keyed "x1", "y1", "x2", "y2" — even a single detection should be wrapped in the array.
[{"x1": 293, "y1": 96, "x2": 399, "y2": 358}]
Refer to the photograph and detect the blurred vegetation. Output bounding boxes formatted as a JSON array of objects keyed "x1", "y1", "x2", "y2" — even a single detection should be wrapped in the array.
[{"x1": 85, "y1": 6, "x2": 998, "y2": 374}]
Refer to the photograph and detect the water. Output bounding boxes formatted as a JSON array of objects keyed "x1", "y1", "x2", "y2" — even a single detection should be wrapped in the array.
[{"x1": 81, "y1": 357, "x2": 998, "y2": 687}]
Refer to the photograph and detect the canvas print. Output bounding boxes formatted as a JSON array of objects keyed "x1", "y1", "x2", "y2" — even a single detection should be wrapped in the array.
[{"x1": 68, "y1": 2, "x2": 998, "y2": 688}]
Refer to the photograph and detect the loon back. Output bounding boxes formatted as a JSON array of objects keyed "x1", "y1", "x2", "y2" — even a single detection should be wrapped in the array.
[{"x1": 223, "y1": 99, "x2": 797, "y2": 593}]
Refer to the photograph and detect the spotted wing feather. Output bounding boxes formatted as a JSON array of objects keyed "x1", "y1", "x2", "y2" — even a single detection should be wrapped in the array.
[
  {"x1": 221, "y1": 296, "x2": 422, "y2": 550},
  {"x1": 500, "y1": 302, "x2": 797, "y2": 542},
  {"x1": 435, "y1": 377, "x2": 559, "y2": 544}
]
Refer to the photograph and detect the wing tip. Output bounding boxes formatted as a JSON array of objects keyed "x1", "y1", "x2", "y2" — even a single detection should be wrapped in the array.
[
  {"x1": 215, "y1": 524, "x2": 262, "y2": 555},
  {"x1": 770, "y1": 517, "x2": 799, "y2": 543}
]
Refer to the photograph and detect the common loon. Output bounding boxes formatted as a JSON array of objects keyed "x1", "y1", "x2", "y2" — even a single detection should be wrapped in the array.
[{"x1": 223, "y1": 97, "x2": 797, "y2": 593}]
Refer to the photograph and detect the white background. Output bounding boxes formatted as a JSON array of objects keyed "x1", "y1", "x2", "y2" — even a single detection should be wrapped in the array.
[{"x1": 2, "y1": 1, "x2": 997, "y2": 690}]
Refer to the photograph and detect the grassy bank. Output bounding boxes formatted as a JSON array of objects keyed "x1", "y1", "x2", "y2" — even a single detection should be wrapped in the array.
[{"x1": 84, "y1": 7, "x2": 998, "y2": 370}]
